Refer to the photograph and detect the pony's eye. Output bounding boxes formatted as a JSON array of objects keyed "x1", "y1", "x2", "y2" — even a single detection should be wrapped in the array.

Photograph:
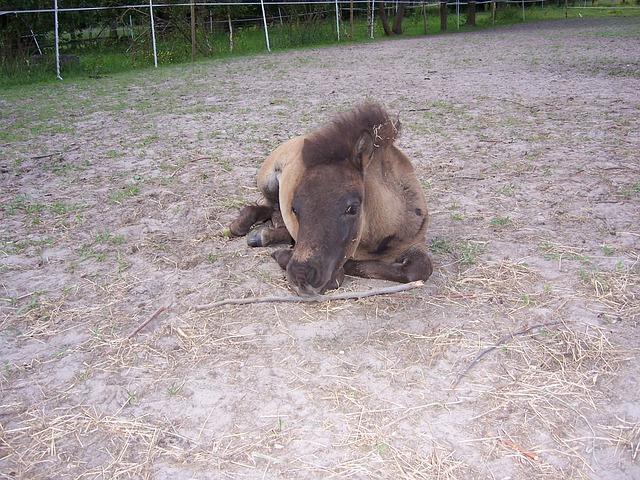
[
  {"x1": 291, "y1": 206, "x2": 298, "y2": 216},
  {"x1": 345, "y1": 205, "x2": 358, "y2": 216}
]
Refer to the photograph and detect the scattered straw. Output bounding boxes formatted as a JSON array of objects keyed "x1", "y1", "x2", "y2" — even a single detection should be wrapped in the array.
[
  {"x1": 127, "y1": 304, "x2": 170, "y2": 338},
  {"x1": 599, "y1": 417, "x2": 640, "y2": 460},
  {"x1": 450, "y1": 320, "x2": 564, "y2": 389}
]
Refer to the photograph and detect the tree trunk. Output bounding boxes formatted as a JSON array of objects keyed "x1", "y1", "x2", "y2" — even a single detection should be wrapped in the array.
[
  {"x1": 109, "y1": 19, "x2": 119, "y2": 40},
  {"x1": 378, "y1": 2, "x2": 393, "y2": 36},
  {"x1": 391, "y1": 3, "x2": 407, "y2": 35},
  {"x1": 466, "y1": 0, "x2": 476, "y2": 26},
  {"x1": 439, "y1": 0, "x2": 447, "y2": 32}
]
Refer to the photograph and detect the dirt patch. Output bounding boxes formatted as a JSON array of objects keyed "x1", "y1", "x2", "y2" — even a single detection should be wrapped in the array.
[{"x1": 1, "y1": 16, "x2": 639, "y2": 479}]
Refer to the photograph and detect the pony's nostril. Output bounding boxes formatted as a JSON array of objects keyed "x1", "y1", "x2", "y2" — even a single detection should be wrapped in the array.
[
  {"x1": 287, "y1": 260, "x2": 325, "y2": 293},
  {"x1": 296, "y1": 283, "x2": 321, "y2": 297}
]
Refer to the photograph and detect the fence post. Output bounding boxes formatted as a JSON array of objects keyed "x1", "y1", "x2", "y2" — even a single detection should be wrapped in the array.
[
  {"x1": 149, "y1": 0, "x2": 158, "y2": 68},
  {"x1": 467, "y1": 0, "x2": 477, "y2": 26},
  {"x1": 191, "y1": 1, "x2": 196, "y2": 62},
  {"x1": 350, "y1": 0, "x2": 354, "y2": 39},
  {"x1": 422, "y1": 1, "x2": 427, "y2": 34},
  {"x1": 372, "y1": 0, "x2": 376, "y2": 38},
  {"x1": 335, "y1": 0, "x2": 341, "y2": 41},
  {"x1": 54, "y1": 0, "x2": 62, "y2": 80},
  {"x1": 260, "y1": 0, "x2": 271, "y2": 51},
  {"x1": 439, "y1": 0, "x2": 447, "y2": 31}
]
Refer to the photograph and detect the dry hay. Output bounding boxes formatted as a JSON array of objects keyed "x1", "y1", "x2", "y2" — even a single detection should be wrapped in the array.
[
  {"x1": 461, "y1": 322, "x2": 631, "y2": 476},
  {"x1": 444, "y1": 259, "x2": 545, "y2": 315},
  {"x1": 0, "y1": 406, "x2": 177, "y2": 479},
  {"x1": 579, "y1": 260, "x2": 640, "y2": 322},
  {"x1": 318, "y1": 381, "x2": 468, "y2": 479},
  {"x1": 598, "y1": 417, "x2": 640, "y2": 461}
]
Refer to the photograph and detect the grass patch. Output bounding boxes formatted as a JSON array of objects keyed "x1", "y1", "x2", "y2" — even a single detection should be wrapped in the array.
[
  {"x1": 2, "y1": 6, "x2": 638, "y2": 87},
  {"x1": 431, "y1": 237, "x2": 487, "y2": 265},
  {"x1": 75, "y1": 229, "x2": 125, "y2": 263},
  {"x1": 107, "y1": 185, "x2": 141, "y2": 204},
  {"x1": 1, "y1": 236, "x2": 54, "y2": 255},
  {"x1": 540, "y1": 241, "x2": 592, "y2": 264}
]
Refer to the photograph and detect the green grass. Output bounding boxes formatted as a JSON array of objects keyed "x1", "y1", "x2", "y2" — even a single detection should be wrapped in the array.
[
  {"x1": 1, "y1": 237, "x2": 54, "y2": 255},
  {"x1": 75, "y1": 229, "x2": 125, "y2": 263},
  {"x1": 431, "y1": 237, "x2": 487, "y2": 265},
  {"x1": 1, "y1": 5, "x2": 638, "y2": 87},
  {"x1": 107, "y1": 185, "x2": 140, "y2": 204},
  {"x1": 490, "y1": 216, "x2": 511, "y2": 228}
]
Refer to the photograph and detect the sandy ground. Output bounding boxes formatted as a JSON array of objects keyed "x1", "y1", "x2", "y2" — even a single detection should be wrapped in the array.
[{"x1": 1, "y1": 16, "x2": 639, "y2": 480}]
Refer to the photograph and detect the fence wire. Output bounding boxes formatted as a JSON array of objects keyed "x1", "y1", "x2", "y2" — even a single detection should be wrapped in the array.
[{"x1": 2, "y1": 0, "x2": 636, "y2": 79}]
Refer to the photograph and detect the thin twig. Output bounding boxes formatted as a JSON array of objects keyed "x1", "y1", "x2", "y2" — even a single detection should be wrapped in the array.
[
  {"x1": 194, "y1": 280, "x2": 424, "y2": 311},
  {"x1": 127, "y1": 305, "x2": 170, "y2": 338},
  {"x1": 31, "y1": 145, "x2": 79, "y2": 160},
  {"x1": 170, "y1": 156, "x2": 213, "y2": 177},
  {"x1": 500, "y1": 437, "x2": 538, "y2": 461},
  {"x1": 450, "y1": 320, "x2": 563, "y2": 389},
  {"x1": 433, "y1": 291, "x2": 476, "y2": 300}
]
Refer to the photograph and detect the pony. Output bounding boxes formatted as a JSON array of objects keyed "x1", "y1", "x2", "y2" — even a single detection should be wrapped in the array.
[{"x1": 229, "y1": 102, "x2": 433, "y2": 296}]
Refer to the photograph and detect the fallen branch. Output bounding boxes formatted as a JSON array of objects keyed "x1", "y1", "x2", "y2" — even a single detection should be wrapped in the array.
[
  {"x1": 127, "y1": 305, "x2": 170, "y2": 338},
  {"x1": 450, "y1": 320, "x2": 563, "y2": 389},
  {"x1": 194, "y1": 280, "x2": 424, "y2": 311}
]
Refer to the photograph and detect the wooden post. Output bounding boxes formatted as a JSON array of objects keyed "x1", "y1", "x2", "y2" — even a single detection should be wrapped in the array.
[
  {"x1": 422, "y1": 1, "x2": 427, "y2": 34},
  {"x1": 467, "y1": 0, "x2": 476, "y2": 26},
  {"x1": 439, "y1": 0, "x2": 447, "y2": 32},
  {"x1": 350, "y1": 0, "x2": 354, "y2": 39}
]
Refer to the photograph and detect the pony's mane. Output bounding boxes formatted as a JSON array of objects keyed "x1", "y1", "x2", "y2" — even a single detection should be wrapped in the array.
[{"x1": 302, "y1": 102, "x2": 401, "y2": 168}]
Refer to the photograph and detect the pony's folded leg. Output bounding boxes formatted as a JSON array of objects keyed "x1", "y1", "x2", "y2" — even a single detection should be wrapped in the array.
[
  {"x1": 249, "y1": 225, "x2": 294, "y2": 247},
  {"x1": 229, "y1": 205, "x2": 273, "y2": 237},
  {"x1": 343, "y1": 244, "x2": 433, "y2": 283}
]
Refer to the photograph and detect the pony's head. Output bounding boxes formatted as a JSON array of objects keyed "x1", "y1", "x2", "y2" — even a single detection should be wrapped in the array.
[{"x1": 283, "y1": 103, "x2": 399, "y2": 296}]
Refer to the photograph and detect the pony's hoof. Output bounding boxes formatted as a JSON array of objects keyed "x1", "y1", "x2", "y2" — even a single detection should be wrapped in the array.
[
  {"x1": 272, "y1": 249, "x2": 293, "y2": 270},
  {"x1": 247, "y1": 227, "x2": 265, "y2": 247}
]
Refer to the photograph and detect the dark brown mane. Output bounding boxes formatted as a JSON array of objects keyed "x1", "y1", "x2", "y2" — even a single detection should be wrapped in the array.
[{"x1": 302, "y1": 102, "x2": 401, "y2": 168}]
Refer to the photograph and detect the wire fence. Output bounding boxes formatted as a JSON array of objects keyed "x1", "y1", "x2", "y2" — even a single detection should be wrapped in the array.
[{"x1": 2, "y1": 0, "x2": 637, "y2": 80}]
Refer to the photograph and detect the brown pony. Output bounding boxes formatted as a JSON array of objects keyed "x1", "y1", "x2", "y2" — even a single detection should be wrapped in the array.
[{"x1": 229, "y1": 102, "x2": 433, "y2": 296}]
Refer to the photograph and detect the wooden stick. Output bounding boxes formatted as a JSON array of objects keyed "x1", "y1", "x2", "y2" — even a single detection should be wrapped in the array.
[
  {"x1": 194, "y1": 280, "x2": 424, "y2": 311},
  {"x1": 127, "y1": 305, "x2": 169, "y2": 338},
  {"x1": 501, "y1": 438, "x2": 538, "y2": 461},
  {"x1": 450, "y1": 320, "x2": 563, "y2": 389}
]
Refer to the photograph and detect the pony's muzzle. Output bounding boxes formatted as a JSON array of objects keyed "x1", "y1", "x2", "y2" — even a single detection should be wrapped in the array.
[{"x1": 286, "y1": 258, "x2": 333, "y2": 297}]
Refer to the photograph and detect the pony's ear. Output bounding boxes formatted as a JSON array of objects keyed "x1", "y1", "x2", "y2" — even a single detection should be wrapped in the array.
[{"x1": 354, "y1": 130, "x2": 374, "y2": 171}]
